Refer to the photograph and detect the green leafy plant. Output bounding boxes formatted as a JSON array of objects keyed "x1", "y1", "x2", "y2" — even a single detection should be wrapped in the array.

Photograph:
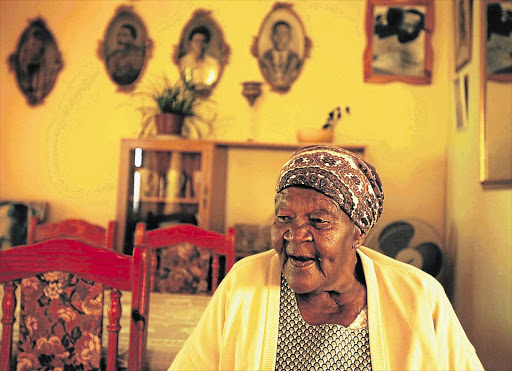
[
  {"x1": 136, "y1": 76, "x2": 213, "y2": 138},
  {"x1": 152, "y1": 78, "x2": 198, "y2": 117}
]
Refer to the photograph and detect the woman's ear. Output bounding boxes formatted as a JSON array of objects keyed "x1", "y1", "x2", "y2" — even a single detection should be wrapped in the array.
[{"x1": 352, "y1": 228, "x2": 366, "y2": 249}]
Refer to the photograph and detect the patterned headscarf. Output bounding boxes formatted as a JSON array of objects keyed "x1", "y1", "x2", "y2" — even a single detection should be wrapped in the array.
[{"x1": 275, "y1": 145, "x2": 384, "y2": 234}]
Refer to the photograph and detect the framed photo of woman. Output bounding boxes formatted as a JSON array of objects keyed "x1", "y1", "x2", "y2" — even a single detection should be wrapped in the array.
[
  {"x1": 173, "y1": 9, "x2": 230, "y2": 97},
  {"x1": 363, "y1": 0, "x2": 434, "y2": 84},
  {"x1": 251, "y1": 2, "x2": 312, "y2": 93},
  {"x1": 486, "y1": 0, "x2": 512, "y2": 82},
  {"x1": 454, "y1": 0, "x2": 473, "y2": 72},
  {"x1": 98, "y1": 5, "x2": 153, "y2": 91}
]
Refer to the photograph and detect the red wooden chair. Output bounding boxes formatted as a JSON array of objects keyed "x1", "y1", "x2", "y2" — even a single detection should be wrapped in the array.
[
  {"x1": 17, "y1": 217, "x2": 124, "y2": 369},
  {"x1": 0, "y1": 239, "x2": 151, "y2": 371},
  {"x1": 27, "y1": 216, "x2": 117, "y2": 248},
  {"x1": 134, "y1": 223, "x2": 235, "y2": 294}
]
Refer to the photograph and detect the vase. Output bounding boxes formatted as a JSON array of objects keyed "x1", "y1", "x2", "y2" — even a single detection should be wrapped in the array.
[
  {"x1": 296, "y1": 128, "x2": 334, "y2": 143},
  {"x1": 154, "y1": 113, "x2": 185, "y2": 136}
]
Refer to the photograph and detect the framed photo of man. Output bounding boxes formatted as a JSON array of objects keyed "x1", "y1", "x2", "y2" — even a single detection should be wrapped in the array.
[
  {"x1": 173, "y1": 9, "x2": 230, "y2": 97},
  {"x1": 454, "y1": 0, "x2": 473, "y2": 72},
  {"x1": 251, "y1": 2, "x2": 312, "y2": 93},
  {"x1": 486, "y1": 0, "x2": 512, "y2": 82},
  {"x1": 8, "y1": 18, "x2": 63, "y2": 106},
  {"x1": 363, "y1": 0, "x2": 434, "y2": 84},
  {"x1": 98, "y1": 5, "x2": 153, "y2": 91}
]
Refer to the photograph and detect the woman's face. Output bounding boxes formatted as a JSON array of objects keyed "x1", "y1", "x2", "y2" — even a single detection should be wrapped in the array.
[
  {"x1": 189, "y1": 33, "x2": 208, "y2": 56},
  {"x1": 271, "y1": 187, "x2": 363, "y2": 295}
]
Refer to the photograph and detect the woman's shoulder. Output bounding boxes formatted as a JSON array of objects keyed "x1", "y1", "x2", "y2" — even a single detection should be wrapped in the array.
[
  {"x1": 358, "y1": 246, "x2": 443, "y2": 290},
  {"x1": 221, "y1": 250, "x2": 278, "y2": 288},
  {"x1": 230, "y1": 249, "x2": 277, "y2": 272}
]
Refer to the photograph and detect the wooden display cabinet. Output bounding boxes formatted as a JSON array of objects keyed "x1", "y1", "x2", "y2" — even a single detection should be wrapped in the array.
[
  {"x1": 116, "y1": 138, "x2": 365, "y2": 254},
  {"x1": 116, "y1": 138, "x2": 227, "y2": 254}
]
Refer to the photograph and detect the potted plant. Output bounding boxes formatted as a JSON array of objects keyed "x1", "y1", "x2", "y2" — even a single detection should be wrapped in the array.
[{"x1": 136, "y1": 76, "x2": 203, "y2": 137}]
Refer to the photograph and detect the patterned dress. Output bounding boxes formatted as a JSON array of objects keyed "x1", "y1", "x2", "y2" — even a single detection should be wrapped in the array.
[{"x1": 275, "y1": 275, "x2": 372, "y2": 370}]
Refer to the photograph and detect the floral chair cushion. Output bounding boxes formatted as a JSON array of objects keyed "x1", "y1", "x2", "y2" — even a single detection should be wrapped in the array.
[
  {"x1": 18, "y1": 272, "x2": 104, "y2": 371},
  {"x1": 155, "y1": 243, "x2": 211, "y2": 294}
]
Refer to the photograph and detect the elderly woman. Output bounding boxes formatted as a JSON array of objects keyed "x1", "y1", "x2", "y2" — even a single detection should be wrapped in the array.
[{"x1": 170, "y1": 145, "x2": 483, "y2": 370}]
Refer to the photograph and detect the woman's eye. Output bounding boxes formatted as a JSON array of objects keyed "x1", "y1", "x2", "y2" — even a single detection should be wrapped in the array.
[{"x1": 311, "y1": 218, "x2": 329, "y2": 226}]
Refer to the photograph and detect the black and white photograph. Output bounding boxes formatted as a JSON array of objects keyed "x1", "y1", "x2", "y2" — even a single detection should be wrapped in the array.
[
  {"x1": 99, "y1": 5, "x2": 152, "y2": 90},
  {"x1": 173, "y1": 9, "x2": 230, "y2": 96},
  {"x1": 252, "y1": 2, "x2": 311, "y2": 93},
  {"x1": 454, "y1": 0, "x2": 473, "y2": 72},
  {"x1": 8, "y1": 18, "x2": 63, "y2": 106},
  {"x1": 454, "y1": 74, "x2": 468, "y2": 130},
  {"x1": 486, "y1": 0, "x2": 512, "y2": 81},
  {"x1": 364, "y1": 0, "x2": 433, "y2": 84}
]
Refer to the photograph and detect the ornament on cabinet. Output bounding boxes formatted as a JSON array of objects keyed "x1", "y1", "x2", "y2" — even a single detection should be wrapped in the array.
[
  {"x1": 241, "y1": 81, "x2": 263, "y2": 106},
  {"x1": 8, "y1": 17, "x2": 63, "y2": 106}
]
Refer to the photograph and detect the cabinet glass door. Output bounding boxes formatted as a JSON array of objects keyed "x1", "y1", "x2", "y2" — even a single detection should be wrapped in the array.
[{"x1": 122, "y1": 147, "x2": 203, "y2": 254}]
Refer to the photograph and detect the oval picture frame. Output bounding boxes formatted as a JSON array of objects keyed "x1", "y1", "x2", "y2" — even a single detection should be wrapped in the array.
[
  {"x1": 98, "y1": 5, "x2": 152, "y2": 92},
  {"x1": 173, "y1": 9, "x2": 230, "y2": 97},
  {"x1": 251, "y1": 2, "x2": 312, "y2": 93},
  {"x1": 8, "y1": 18, "x2": 63, "y2": 106}
]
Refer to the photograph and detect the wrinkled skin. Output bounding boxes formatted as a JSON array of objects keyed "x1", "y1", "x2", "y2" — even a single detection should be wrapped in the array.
[{"x1": 271, "y1": 186, "x2": 367, "y2": 326}]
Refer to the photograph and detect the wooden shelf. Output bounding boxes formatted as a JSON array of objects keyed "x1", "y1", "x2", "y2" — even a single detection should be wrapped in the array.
[
  {"x1": 129, "y1": 137, "x2": 366, "y2": 155},
  {"x1": 215, "y1": 139, "x2": 364, "y2": 151},
  {"x1": 133, "y1": 196, "x2": 199, "y2": 204}
]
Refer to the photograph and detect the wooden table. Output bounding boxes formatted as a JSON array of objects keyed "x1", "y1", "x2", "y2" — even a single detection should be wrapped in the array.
[{"x1": 116, "y1": 290, "x2": 211, "y2": 370}]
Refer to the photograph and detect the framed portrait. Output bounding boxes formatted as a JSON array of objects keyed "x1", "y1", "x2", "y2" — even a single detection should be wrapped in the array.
[
  {"x1": 363, "y1": 0, "x2": 434, "y2": 84},
  {"x1": 173, "y1": 9, "x2": 230, "y2": 97},
  {"x1": 251, "y1": 2, "x2": 312, "y2": 93},
  {"x1": 453, "y1": 74, "x2": 469, "y2": 130},
  {"x1": 98, "y1": 5, "x2": 153, "y2": 91},
  {"x1": 454, "y1": 0, "x2": 473, "y2": 72},
  {"x1": 7, "y1": 18, "x2": 63, "y2": 106},
  {"x1": 480, "y1": 1, "x2": 512, "y2": 186},
  {"x1": 486, "y1": 0, "x2": 512, "y2": 82}
]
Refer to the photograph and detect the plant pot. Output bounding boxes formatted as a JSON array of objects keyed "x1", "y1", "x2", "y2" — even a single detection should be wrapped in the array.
[{"x1": 154, "y1": 113, "x2": 185, "y2": 135}]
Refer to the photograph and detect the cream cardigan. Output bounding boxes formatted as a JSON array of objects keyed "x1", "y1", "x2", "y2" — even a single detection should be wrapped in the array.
[{"x1": 169, "y1": 247, "x2": 483, "y2": 370}]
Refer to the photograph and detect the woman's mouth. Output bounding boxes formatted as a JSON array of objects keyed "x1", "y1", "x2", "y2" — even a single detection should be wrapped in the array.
[{"x1": 288, "y1": 255, "x2": 315, "y2": 268}]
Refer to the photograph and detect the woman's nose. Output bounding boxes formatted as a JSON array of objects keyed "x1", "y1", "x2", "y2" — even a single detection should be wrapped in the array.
[{"x1": 284, "y1": 222, "x2": 313, "y2": 242}]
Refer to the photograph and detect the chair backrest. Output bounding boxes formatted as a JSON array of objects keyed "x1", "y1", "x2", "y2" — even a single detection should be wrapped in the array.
[
  {"x1": 27, "y1": 216, "x2": 117, "y2": 249},
  {"x1": 134, "y1": 223, "x2": 235, "y2": 294},
  {"x1": 20, "y1": 217, "x2": 122, "y2": 368},
  {"x1": 0, "y1": 239, "x2": 151, "y2": 371}
]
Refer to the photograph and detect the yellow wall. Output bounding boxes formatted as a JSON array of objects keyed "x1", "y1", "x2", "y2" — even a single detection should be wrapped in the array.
[
  {"x1": 0, "y1": 0, "x2": 450, "y2": 236},
  {"x1": 445, "y1": 2, "x2": 512, "y2": 370},
  {"x1": 0, "y1": 0, "x2": 510, "y2": 368}
]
